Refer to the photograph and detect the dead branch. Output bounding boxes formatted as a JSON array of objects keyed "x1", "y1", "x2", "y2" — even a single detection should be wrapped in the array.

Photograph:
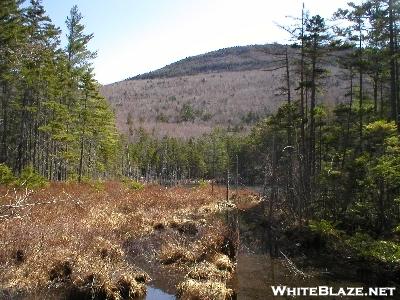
[
  {"x1": 0, "y1": 189, "x2": 82, "y2": 220},
  {"x1": 280, "y1": 250, "x2": 312, "y2": 278}
]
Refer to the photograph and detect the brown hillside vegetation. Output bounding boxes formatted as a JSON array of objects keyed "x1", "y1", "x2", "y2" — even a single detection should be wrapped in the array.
[
  {"x1": 101, "y1": 44, "x2": 346, "y2": 138},
  {"x1": 0, "y1": 182, "x2": 250, "y2": 299}
]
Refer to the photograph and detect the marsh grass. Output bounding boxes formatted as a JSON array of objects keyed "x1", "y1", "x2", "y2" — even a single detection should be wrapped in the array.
[
  {"x1": 177, "y1": 279, "x2": 233, "y2": 300},
  {"x1": 0, "y1": 182, "x2": 242, "y2": 299}
]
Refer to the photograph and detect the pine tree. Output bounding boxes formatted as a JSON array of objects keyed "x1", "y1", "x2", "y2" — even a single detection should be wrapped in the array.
[
  {"x1": 16, "y1": 0, "x2": 61, "y2": 174},
  {"x1": 0, "y1": 0, "x2": 25, "y2": 166}
]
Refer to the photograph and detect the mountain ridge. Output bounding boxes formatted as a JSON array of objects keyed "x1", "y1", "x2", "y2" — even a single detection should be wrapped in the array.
[{"x1": 126, "y1": 44, "x2": 289, "y2": 80}]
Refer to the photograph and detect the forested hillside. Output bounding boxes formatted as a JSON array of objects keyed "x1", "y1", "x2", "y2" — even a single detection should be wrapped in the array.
[{"x1": 101, "y1": 45, "x2": 345, "y2": 138}]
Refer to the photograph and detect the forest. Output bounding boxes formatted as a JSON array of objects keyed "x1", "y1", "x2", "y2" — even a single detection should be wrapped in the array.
[
  {"x1": 1, "y1": 0, "x2": 400, "y2": 299},
  {"x1": 0, "y1": 0, "x2": 119, "y2": 183}
]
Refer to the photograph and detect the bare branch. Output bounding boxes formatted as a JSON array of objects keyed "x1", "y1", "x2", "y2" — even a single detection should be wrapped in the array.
[{"x1": 263, "y1": 66, "x2": 286, "y2": 72}]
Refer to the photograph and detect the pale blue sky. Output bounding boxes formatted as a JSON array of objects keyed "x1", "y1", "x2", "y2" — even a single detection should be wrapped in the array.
[{"x1": 42, "y1": 0, "x2": 351, "y2": 84}]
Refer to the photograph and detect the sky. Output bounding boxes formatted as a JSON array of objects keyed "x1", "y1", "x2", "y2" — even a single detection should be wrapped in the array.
[{"x1": 42, "y1": 0, "x2": 351, "y2": 85}]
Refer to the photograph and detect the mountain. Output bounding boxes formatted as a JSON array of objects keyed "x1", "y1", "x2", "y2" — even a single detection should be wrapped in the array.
[{"x1": 100, "y1": 44, "x2": 345, "y2": 138}]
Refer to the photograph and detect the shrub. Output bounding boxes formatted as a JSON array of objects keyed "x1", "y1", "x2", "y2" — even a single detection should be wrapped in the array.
[
  {"x1": 16, "y1": 166, "x2": 48, "y2": 189},
  {"x1": 346, "y1": 233, "x2": 400, "y2": 263},
  {"x1": 198, "y1": 179, "x2": 209, "y2": 188},
  {"x1": 308, "y1": 219, "x2": 342, "y2": 238},
  {"x1": 179, "y1": 103, "x2": 196, "y2": 122},
  {"x1": 82, "y1": 177, "x2": 105, "y2": 191},
  {"x1": 122, "y1": 178, "x2": 144, "y2": 190},
  {"x1": 0, "y1": 163, "x2": 15, "y2": 185},
  {"x1": 394, "y1": 224, "x2": 400, "y2": 234}
]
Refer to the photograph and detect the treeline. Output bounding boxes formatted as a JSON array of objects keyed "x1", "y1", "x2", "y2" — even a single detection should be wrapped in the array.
[
  {"x1": 0, "y1": 1, "x2": 119, "y2": 182},
  {"x1": 120, "y1": 127, "x2": 236, "y2": 184}
]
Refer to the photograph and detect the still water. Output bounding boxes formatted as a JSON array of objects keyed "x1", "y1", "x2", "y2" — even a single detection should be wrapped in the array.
[
  {"x1": 145, "y1": 286, "x2": 175, "y2": 300},
  {"x1": 234, "y1": 254, "x2": 374, "y2": 300}
]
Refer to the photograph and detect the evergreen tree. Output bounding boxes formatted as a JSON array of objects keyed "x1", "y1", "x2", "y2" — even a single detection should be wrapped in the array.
[{"x1": 0, "y1": 0, "x2": 25, "y2": 165}]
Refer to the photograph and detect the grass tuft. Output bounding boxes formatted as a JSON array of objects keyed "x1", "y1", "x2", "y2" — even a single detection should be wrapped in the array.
[
  {"x1": 212, "y1": 253, "x2": 235, "y2": 272},
  {"x1": 158, "y1": 242, "x2": 195, "y2": 265},
  {"x1": 177, "y1": 279, "x2": 233, "y2": 300},
  {"x1": 186, "y1": 261, "x2": 232, "y2": 282}
]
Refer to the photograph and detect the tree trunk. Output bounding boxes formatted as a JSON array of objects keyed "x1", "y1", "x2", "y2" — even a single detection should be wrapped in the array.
[
  {"x1": 0, "y1": 82, "x2": 8, "y2": 164},
  {"x1": 389, "y1": 0, "x2": 398, "y2": 127},
  {"x1": 358, "y1": 21, "x2": 364, "y2": 150}
]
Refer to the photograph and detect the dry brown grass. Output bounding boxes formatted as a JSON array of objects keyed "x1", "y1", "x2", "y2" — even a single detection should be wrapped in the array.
[
  {"x1": 0, "y1": 182, "x2": 236, "y2": 298},
  {"x1": 177, "y1": 279, "x2": 233, "y2": 300},
  {"x1": 158, "y1": 240, "x2": 196, "y2": 265},
  {"x1": 186, "y1": 261, "x2": 232, "y2": 282},
  {"x1": 156, "y1": 221, "x2": 227, "y2": 266},
  {"x1": 212, "y1": 253, "x2": 235, "y2": 273},
  {"x1": 176, "y1": 251, "x2": 235, "y2": 300}
]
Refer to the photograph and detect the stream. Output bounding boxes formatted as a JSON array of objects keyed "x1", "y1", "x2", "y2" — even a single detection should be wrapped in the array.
[
  {"x1": 144, "y1": 254, "x2": 375, "y2": 299},
  {"x1": 141, "y1": 196, "x2": 381, "y2": 300}
]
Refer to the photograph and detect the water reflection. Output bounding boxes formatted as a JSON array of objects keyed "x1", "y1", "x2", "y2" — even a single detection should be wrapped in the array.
[
  {"x1": 235, "y1": 254, "x2": 374, "y2": 300},
  {"x1": 145, "y1": 286, "x2": 176, "y2": 300}
]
